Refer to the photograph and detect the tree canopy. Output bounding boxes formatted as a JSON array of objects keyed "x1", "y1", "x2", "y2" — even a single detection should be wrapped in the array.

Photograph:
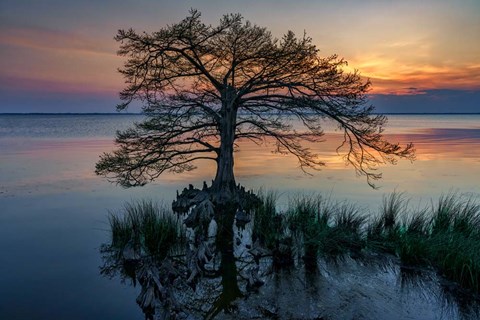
[{"x1": 95, "y1": 9, "x2": 414, "y2": 190}]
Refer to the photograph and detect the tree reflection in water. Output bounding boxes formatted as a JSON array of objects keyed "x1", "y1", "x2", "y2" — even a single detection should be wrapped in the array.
[
  {"x1": 100, "y1": 184, "x2": 264, "y2": 319},
  {"x1": 100, "y1": 187, "x2": 480, "y2": 320}
]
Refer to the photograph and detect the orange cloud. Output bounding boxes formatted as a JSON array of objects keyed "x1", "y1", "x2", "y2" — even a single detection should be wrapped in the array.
[
  {"x1": 346, "y1": 61, "x2": 480, "y2": 95},
  {"x1": 338, "y1": 24, "x2": 480, "y2": 95},
  {"x1": 0, "y1": 27, "x2": 123, "y2": 95}
]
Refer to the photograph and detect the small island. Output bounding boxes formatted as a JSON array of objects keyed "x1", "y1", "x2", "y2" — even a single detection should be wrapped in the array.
[{"x1": 97, "y1": 10, "x2": 478, "y2": 320}]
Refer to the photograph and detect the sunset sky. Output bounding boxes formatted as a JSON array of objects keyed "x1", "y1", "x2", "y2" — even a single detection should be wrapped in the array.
[{"x1": 1, "y1": 0, "x2": 479, "y2": 113}]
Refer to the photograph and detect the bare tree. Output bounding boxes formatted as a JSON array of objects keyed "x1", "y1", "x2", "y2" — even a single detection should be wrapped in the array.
[
  {"x1": 96, "y1": 13, "x2": 416, "y2": 315},
  {"x1": 95, "y1": 9, "x2": 414, "y2": 196}
]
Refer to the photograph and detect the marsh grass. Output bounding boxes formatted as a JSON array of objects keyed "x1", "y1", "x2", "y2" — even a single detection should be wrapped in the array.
[
  {"x1": 252, "y1": 192, "x2": 480, "y2": 294},
  {"x1": 287, "y1": 196, "x2": 366, "y2": 263},
  {"x1": 427, "y1": 195, "x2": 480, "y2": 293},
  {"x1": 252, "y1": 190, "x2": 281, "y2": 248},
  {"x1": 365, "y1": 193, "x2": 480, "y2": 294},
  {"x1": 252, "y1": 191, "x2": 295, "y2": 268},
  {"x1": 105, "y1": 193, "x2": 480, "y2": 296},
  {"x1": 108, "y1": 200, "x2": 185, "y2": 260},
  {"x1": 287, "y1": 196, "x2": 332, "y2": 268}
]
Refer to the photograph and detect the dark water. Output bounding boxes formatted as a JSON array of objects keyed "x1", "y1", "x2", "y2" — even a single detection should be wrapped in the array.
[{"x1": 0, "y1": 114, "x2": 479, "y2": 319}]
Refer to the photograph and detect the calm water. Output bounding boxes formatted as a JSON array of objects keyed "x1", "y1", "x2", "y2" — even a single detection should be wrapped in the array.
[{"x1": 0, "y1": 114, "x2": 479, "y2": 319}]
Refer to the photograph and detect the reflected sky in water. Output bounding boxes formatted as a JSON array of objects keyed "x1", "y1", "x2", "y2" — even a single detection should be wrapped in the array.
[{"x1": 0, "y1": 114, "x2": 479, "y2": 319}]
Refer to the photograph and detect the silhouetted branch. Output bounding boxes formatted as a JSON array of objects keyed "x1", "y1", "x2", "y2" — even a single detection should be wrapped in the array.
[{"x1": 96, "y1": 10, "x2": 415, "y2": 188}]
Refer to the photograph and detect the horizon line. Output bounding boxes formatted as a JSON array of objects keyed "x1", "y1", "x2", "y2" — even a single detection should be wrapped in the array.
[{"x1": 1, "y1": 112, "x2": 480, "y2": 116}]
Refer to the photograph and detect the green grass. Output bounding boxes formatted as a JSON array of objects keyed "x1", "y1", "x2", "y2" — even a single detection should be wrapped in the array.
[
  {"x1": 287, "y1": 196, "x2": 365, "y2": 262},
  {"x1": 251, "y1": 190, "x2": 295, "y2": 267},
  {"x1": 108, "y1": 199, "x2": 185, "y2": 260},
  {"x1": 252, "y1": 190, "x2": 281, "y2": 249},
  {"x1": 105, "y1": 193, "x2": 480, "y2": 295},
  {"x1": 366, "y1": 193, "x2": 480, "y2": 294},
  {"x1": 287, "y1": 195, "x2": 331, "y2": 267},
  {"x1": 427, "y1": 195, "x2": 480, "y2": 292},
  {"x1": 253, "y1": 192, "x2": 480, "y2": 294}
]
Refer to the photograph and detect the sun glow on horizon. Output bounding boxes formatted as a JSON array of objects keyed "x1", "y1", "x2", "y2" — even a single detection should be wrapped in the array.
[{"x1": 342, "y1": 53, "x2": 480, "y2": 95}]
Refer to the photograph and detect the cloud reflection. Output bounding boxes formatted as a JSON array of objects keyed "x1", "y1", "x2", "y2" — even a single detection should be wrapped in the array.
[{"x1": 1, "y1": 116, "x2": 479, "y2": 205}]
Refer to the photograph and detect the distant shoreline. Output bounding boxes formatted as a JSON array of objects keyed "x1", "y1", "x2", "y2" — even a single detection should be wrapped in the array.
[
  {"x1": 0, "y1": 112, "x2": 142, "y2": 115},
  {"x1": 1, "y1": 112, "x2": 479, "y2": 116}
]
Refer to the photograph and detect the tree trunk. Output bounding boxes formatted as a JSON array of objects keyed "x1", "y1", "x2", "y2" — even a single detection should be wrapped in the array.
[
  {"x1": 212, "y1": 87, "x2": 237, "y2": 197},
  {"x1": 213, "y1": 139, "x2": 236, "y2": 194},
  {"x1": 206, "y1": 203, "x2": 242, "y2": 319}
]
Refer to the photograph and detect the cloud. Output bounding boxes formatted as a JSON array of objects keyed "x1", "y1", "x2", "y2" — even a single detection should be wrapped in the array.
[
  {"x1": 0, "y1": 27, "x2": 123, "y2": 95},
  {"x1": 348, "y1": 60, "x2": 480, "y2": 95},
  {"x1": 0, "y1": 26, "x2": 116, "y2": 56},
  {"x1": 1, "y1": 0, "x2": 479, "y2": 113}
]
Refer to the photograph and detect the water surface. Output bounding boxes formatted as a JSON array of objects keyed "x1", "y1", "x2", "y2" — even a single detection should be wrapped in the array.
[{"x1": 0, "y1": 114, "x2": 479, "y2": 319}]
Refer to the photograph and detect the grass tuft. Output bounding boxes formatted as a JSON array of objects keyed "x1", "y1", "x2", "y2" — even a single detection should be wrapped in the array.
[
  {"x1": 287, "y1": 195, "x2": 333, "y2": 266},
  {"x1": 105, "y1": 193, "x2": 480, "y2": 295},
  {"x1": 108, "y1": 200, "x2": 185, "y2": 260},
  {"x1": 253, "y1": 191, "x2": 480, "y2": 294},
  {"x1": 252, "y1": 190, "x2": 282, "y2": 248}
]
